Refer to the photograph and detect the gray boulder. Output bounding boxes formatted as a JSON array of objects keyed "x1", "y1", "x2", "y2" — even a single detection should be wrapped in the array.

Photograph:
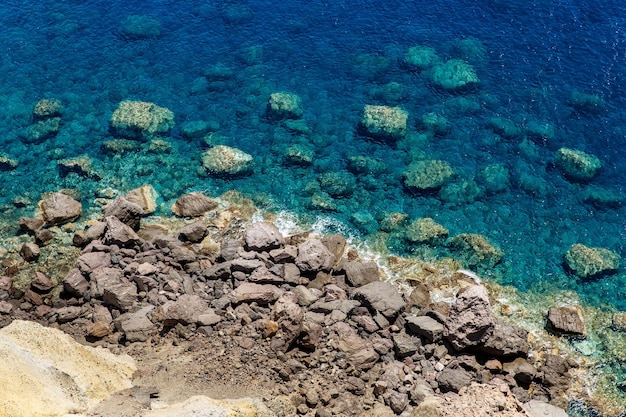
[
  {"x1": 244, "y1": 222, "x2": 284, "y2": 251},
  {"x1": 295, "y1": 239, "x2": 335, "y2": 272},
  {"x1": 114, "y1": 306, "x2": 157, "y2": 343},
  {"x1": 344, "y1": 261, "x2": 379, "y2": 287},
  {"x1": 353, "y1": 281, "x2": 405, "y2": 319},
  {"x1": 444, "y1": 285, "x2": 495, "y2": 351},
  {"x1": 104, "y1": 196, "x2": 144, "y2": 230}
]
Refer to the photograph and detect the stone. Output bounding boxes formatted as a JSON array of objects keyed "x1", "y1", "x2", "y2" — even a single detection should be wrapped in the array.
[
  {"x1": 295, "y1": 239, "x2": 335, "y2": 273},
  {"x1": 77, "y1": 252, "x2": 112, "y2": 275},
  {"x1": 554, "y1": 147, "x2": 602, "y2": 182},
  {"x1": 0, "y1": 320, "x2": 135, "y2": 417},
  {"x1": 403, "y1": 159, "x2": 454, "y2": 192},
  {"x1": 87, "y1": 322, "x2": 111, "y2": 339},
  {"x1": 267, "y1": 92, "x2": 303, "y2": 119},
  {"x1": 39, "y1": 192, "x2": 82, "y2": 225},
  {"x1": 56, "y1": 306, "x2": 82, "y2": 323},
  {"x1": 503, "y1": 357, "x2": 536, "y2": 385},
  {"x1": 388, "y1": 390, "x2": 409, "y2": 413},
  {"x1": 31, "y1": 272, "x2": 53, "y2": 292},
  {"x1": 179, "y1": 221, "x2": 208, "y2": 242},
  {"x1": 18, "y1": 217, "x2": 44, "y2": 233},
  {"x1": 57, "y1": 156, "x2": 102, "y2": 180},
  {"x1": 114, "y1": 306, "x2": 157, "y2": 343},
  {"x1": 437, "y1": 363, "x2": 474, "y2": 393},
  {"x1": 34, "y1": 229, "x2": 54, "y2": 246},
  {"x1": 476, "y1": 318, "x2": 530, "y2": 358},
  {"x1": 110, "y1": 100, "x2": 174, "y2": 139},
  {"x1": 229, "y1": 282, "x2": 284, "y2": 305},
  {"x1": 83, "y1": 221, "x2": 107, "y2": 245},
  {"x1": 202, "y1": 145, "x2": 254, "y2": 177},
  {"x1": 449, "y1": 234, "x2": 504, "y2": 269},
  {"x1": 125, "y1": 184, "x2": 158, "y2": 214},
  {"x1": 104, "y1": 196, "x2": 144, "y2": 230},
  {"x1": 244, "y1": 222, "x2": 285, "y2": 251},
  {"x1": 19, "y1": 242, "x2": 41, "y2": 262},
  {"x1": 358, "y1": 105, "x2": 408, "y2": 142},
  {"x1": 103, "y1": 281, "x2": 138, "y2": 312},
  {"x1": 154, "y1": 294, "x2": 209, "y2": 327},
  {"x1": 33, "y1": 98, "x2": 64, "y2": 120},
  {"x1": 444, "y1": 285, "x2": 495, "y2": 351},
  {"x1": 353, "y1": 281, "x2": 405, "y2": 319},
  {"x1": 547, "y1": 306, "x2": 586, "y2": 336},
  {"x1": 430, "y1": 59, "x2": 479, "y2": 90},
  {"x1": 344, "y1": 261, "x2": 379, "y2": 287},
  {"x1": 330, "y1": 322, "x2": 379, "y2": 371},
  {"x1": 405, "y1": 218, "x2": 449, "y2": 244},
  {"x1": 103, "y1": 216, "x2": 141, "y2": 248},
  {"x1": 197, "y1": 310, "x2": 222, "y2": 326},
  {"x1": 392, "y1": 331, "x2": 421, "y2": 357},
  {"x1": 270, "y1": 292, "x2": 304, "y2": 352},
  {"x1": 523, "y1": 400, "x2": 568, "y2": 417},
  {"x1": 20, "y1": 118, "x2": 60, "y2": 144},
  {"x1": 171, "y1": 192, "x2": 218, "y2": 217},
  {"x1": 90, "y1": 267, "x2": 125, "y2": 298},
  {"x1": 564, "y1": 243, "x2": 620, "y2": 280},
  {"x1": 406, "y1": 315, "x2": 445, "y2": 342}
]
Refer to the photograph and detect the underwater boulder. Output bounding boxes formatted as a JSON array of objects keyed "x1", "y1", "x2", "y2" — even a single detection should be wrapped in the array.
[
  {"x1": 266, "y1": 92, "x2": 303, "y2": 119},
  {"x1": 402, "y1": 45, "x2": 441, "y2": 71},
  {"x1": 0, "y1": 153, "x2": 18, "y2": 171},
  {"x1": 554, "y1": 147, "x2": 602, "y2": 182},
  {"x1": 110, "y1": 100, "x2": 175, "y2": 140},
  {"x1": 563, "y1": 243, "x2": 620, "y2": 280},
  {"x1": 418, "y1": 112, "x2": 449, "y2": 136},
  {"x1": 318, "y1": 170, "x2": 356, "y2": 198},
  {"x1": 448, "y1": 233, "x2": 504, "y2": 269},
  {"x1": 201, "y1": 145, "x2": 253, "y2": 177},
  {"x1": 429, "y1": 59, "x2": 479, "y2": 91},
  {"x1": 403, "y1": 159, "x2": 454, "y2": 192},
  {"x1": 32, "y1": 98, "x2": 64, "y2": 121},
  {"x1": 38, "y1": 192, "x2": 82, "y2": 226},
  {"x1": 358, "y1": 105, "x2": 408, "y2": 143},
  {"x1": 478, "y1": 163, "x2": 511, "y2": 194},
  {"x1": 121, "y1": 15, "x2": 161, "y2": 39},
  {"x1": 405, "y1": 217, "x2": 449, "y2": 245},
  {"x1": 20, "y1": 118, "x2": 60, "y2": 144}
]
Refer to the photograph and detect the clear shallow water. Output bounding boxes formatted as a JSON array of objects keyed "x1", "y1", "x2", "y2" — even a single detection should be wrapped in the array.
[{"x1": 1, "y1": 0, "x2": 626, "y2": 313}]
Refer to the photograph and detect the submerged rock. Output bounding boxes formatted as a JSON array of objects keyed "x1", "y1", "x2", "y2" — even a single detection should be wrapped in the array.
[
  {"x1": 449, "y1": 233, "x2": 504, "y2": 269},
  {"x1": 405, "y1": 217, "x2": 449, "y2": 244},
  {"x1": 201, "y1": 145, "x2": 253, "y2": 176},
  {"x1": 110, "y1": 100, "x2": 175, "y2": 139},
  {"x1": 266, "y1": 92, "x2": 303, "y2": 119},
  {"x1": 403, "y1": 159, "x2": 454, "y2": 192},
  {"x1": 429, "y1": 59, "x2": 479, "y2": 90},
  {"x1": 563, "y1": 243, "x2": 620, "y2": 279},
  {"x1": 403, "y1": 45, "x2": 441, "y2": 70},
  {"x1": 171, "y1": 192, "x2": 218, "y2": 217},
  {"x1": 554, "y1": 147, "x2": 602, "y2": 182},
  {"x1": 358, "y1": 104, "x2": 408, "y2": 142}
]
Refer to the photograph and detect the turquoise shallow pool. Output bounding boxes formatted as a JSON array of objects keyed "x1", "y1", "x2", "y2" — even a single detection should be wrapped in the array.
[{"x1": 1, "y1": 0, "x2": 626, "y2": 313}]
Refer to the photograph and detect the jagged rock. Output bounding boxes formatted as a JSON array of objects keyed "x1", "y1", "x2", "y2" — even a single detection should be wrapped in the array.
[
  {"x1": 104, "y1": 196, "x2": 144, "y2": 230},
  {"x1": 103, "y1": 216, "x2": 141, "y2": 247},
  {"x1": 18, "y1": 217, "x2": 44, "y2": 233},
  {"x1": 437, "y1": 362, "x2": 474, "y2": 393},
  {"x1": 308, "y1": 299, "x2": 360, "y2": 315},
  {"x1": 270, "y1": 292, "x2": 304, "y2": 352},
  {"x1": 171, "y1": 192, "x2": 218, "y2": 217},
  {"x1": 392, "y1": 331, "x2": 421, "y2": 357},
  {"x1": 547, "y1": 306, "x2": 586, "y2": 336},
  {"x1": 125, "y1": 184, "x2": 158, "y2": 214},
  {"x1": 87, "y1": 322, "x2": 111, "y2": 339},
  {"x1": 358, "y1": 104, "x2": 408, "y2": 142},
  {"x1": 114, "y1": 306, "x2": 157, "y2": 343},
  {"x1": 31, "y1": 272, "x2": 53, "y2": 292},
  {"x1": 19, "y1": 242, "x2": 40, "y2": 262},
  {"x1": 353, "y1": 281, "x2": 405, "y2": 319},
  {"x1": 244, "y1": 222, "x2": 285, "y2": 251},
  {"x1": 445, "y1": 285, "x2": 495, "y2": 351},
  {"x1": 179, "y1": 221, "x2": 208, "y2": 242},
  {"x1": 39, "y1": 192, "x2": 82, "y2": 225},
  {"x1": 295, "y1": 239, "x2": 335, "y2": 273},
  {"x1": 405, "y1": 315, "x2": 445, "y2": 342},
  {"x1": 82, "y1": 221, "x2": 107, "y2": 245},
  {"x1": 330, "y1": 321, "x2": 379, "y2": 370},
  {"x1": 58, "y1": 156, "x2": 102, "y2": 180},
  {"x1": 103, "y1": 281, "x2": 138, "y2": 312},
  {"x1": 229, "y1": 282, "x2": 284, "y2": 305},
  {"x1": 77, "y1": 251, "x2": 112, "y2": 275},
  {"x1": 476, "y1": 318, "x2": 529, "y2": 357},
  {"x1": 33, "y1": 98, "x2": 64, "y2": 120},
  {"x1": 56, "y1": 306, "x2": 82, "y2": 323},
  {"x1": 344, "y1": 261, "x2": 379, "y2": 287},
  {"x1": 269, "y1": 245, "x2": 298, "y2": 263},
  {"x1": 554, "y1": 147, "x2": 602, "y2": 182},
  {"x1": 90, "y1": 267, "x2": 126, "y2": 298},
  {"x1": 154, "y1": 294, "x2": 209, "y2": 327}
]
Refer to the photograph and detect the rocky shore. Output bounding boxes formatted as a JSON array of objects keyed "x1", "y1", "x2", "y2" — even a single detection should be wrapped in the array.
[{"x1": 0, "y1": 189, "x2": 596, "y2": 416}]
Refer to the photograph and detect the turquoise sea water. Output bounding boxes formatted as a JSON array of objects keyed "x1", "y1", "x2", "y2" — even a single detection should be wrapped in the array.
[{"x1": 2, "y1": 0, "x2": 626, "y2": 313}]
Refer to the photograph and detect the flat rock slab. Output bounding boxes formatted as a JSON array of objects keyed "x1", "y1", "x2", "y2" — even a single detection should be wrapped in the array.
[
  {"x1": 547, "y1": 306, "x2": 586, "y2": 336},
  {"x1": 229, "y1": 282, "x2": 284, "y2": 305},
  {"x1": 244, "y1": 222, "x2": 285, "y2": 251},
  {"x1": 39, "y1": 192, "x2": 82, "y2": 225},
  {"x1": 405, "y1": 315, "x2": 444, "y2": 342},
  {"x1": 353, "y1": 281, "x2": 405, "y2": 319}
]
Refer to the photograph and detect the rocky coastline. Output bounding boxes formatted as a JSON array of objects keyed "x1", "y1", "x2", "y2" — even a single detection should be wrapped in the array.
[{"x1": 0, "y1": 188, "x2": 608, "y2": 416}]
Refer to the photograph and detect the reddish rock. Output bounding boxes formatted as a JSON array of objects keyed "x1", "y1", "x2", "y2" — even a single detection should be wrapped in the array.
[
  {"x1": 353, "y1": 281, "x2": 405, "y2": 319},
  {"x1": 56, "y1": 306, "x2": 82, "y2": 323},
  {"x1": 76, "y1": 252, "x2": 112, "y2": 274},
  {"x1": 270, "y1": 292, "x2": 304, "y2": 352},
  {"x1": 295, "y1": 239, "x2": 335, "y2": 272},
  {"x1": 547, "y1": 306, "x2": 586, "y2": 336},
  {"x1": 19, "y1": 242, "x2": 41, "y2": 262},
  {"x1": 87, "y1": 321, "x2": 111, "y2": 338},
  {"x1": 444, "y1": 285, "x2": 495, "y2": 351},
  {"x1": 39, "y1": 192, "x2": 82, "y2": 225},
  {"x1": 154, "y1": 294, "x2": 209, "y2": 327},
  {"x1": 171, "y1": 192, "x2": 218, "y2": 217},
  {"x1": 104, "y1": 195, "x2": 144, "y2": 230},
  {"x1": 229, "y1": 282, "x2": 284, "y2": 305},
  {"x1": 63, "y1": 268, "x2": 89, "y2": 298},
  {"x1": 31, "y1": 271, "x2": 53, "y2": 293},
  {"x1": 406, "y1": 315, "x2": 445, "y2": 342},
  {"x1": 344, "y1": 261, "x2": 379, "y2": 287},
  {"x1": 18, "y1": 217, "x2": 45, "y2": 233},
  {"x1": 103, "y1": 216, "x2": 141, "y2": 247},
  {"x1": 179, "y1": 220, "x2": 208, "y2": 242},
  {"x1": 103, "y1": 281, "x2": 138, "y2": 312}
]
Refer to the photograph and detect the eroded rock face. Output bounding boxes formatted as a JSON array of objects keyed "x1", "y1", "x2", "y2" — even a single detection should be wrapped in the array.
[
  {"x1": 445, "y1": 285, "x2": 495, "y2": 351},
  {"x1": 0, "y1": 320, "x2": 135, "y2": 417}
]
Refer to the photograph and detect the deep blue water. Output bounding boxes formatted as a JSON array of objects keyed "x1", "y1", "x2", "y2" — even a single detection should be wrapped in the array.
[{"x1": 2, "y1": 0, "x2": 626, "y2": 313}]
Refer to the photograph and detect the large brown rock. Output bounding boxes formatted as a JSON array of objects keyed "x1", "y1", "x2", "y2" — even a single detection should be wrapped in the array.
[
  {"x1": 39, "y1": 192, "x2": 82, "y2": 225},
  {"x1": 330, "y1": 322, "x2": 379, "y2": 370},
  {"x1": 295, "y1": 239, "x2": 335, "y2": 272},
  {"x1": 104, "y1": 196, "x2": 144, "y2": 230},
  {"x1": 444, "y1": 285, "x2": 495, "y2": 351},
  {"x1": 547, "y1": 306, "x2": 586, "y2": 336},
  {"x1": 344, "y1": 261, "x2": 379, "y2": 287},
  {"x1": 63, "y1": 268, "x2": 89, "y2": 298},
  {"x1": 270, "y1": 292, "x2": 304, "y2": 352},
  {"x1": 244, "y1": 222, "x2": 285, "y2": 251},
  {"x1": 76, "y1": 252, "x2": 112, "y2": 275},
  {"x1": 171, "y1": 192, "x2": 218, "y2": 217},
  {"x1": 103, "y1": 216, "x2": 141, "y2": 247},
  {"x1": 103, "y1": 281, "x2": 138, "y2": 312},
  {"x1": 125, "y1": 184, "x2": 158, "y2": 214},
  {"x1": 154, "y1": 294, "x2": 209, "y2": 327},
  {"x1": 229, "y1": 282, "x2": 284, "y2": 305},
  {"x1": 353, "y1": 281, "x2": 405, "y2": 319},
  {"x1": 405, "y1": 315, "x2": 445, "y2": 342},
  {"x1": 114, "y1": 306, "x2": 157, "y2": 343},
  {"x1": 476, "y1": 318, "x2": 530, "y2": 357}
]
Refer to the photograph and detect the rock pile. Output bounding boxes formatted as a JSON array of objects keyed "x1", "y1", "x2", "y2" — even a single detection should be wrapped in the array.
[{"x1": 0, "y1": 195, "x2": 576, "y2": 416}]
